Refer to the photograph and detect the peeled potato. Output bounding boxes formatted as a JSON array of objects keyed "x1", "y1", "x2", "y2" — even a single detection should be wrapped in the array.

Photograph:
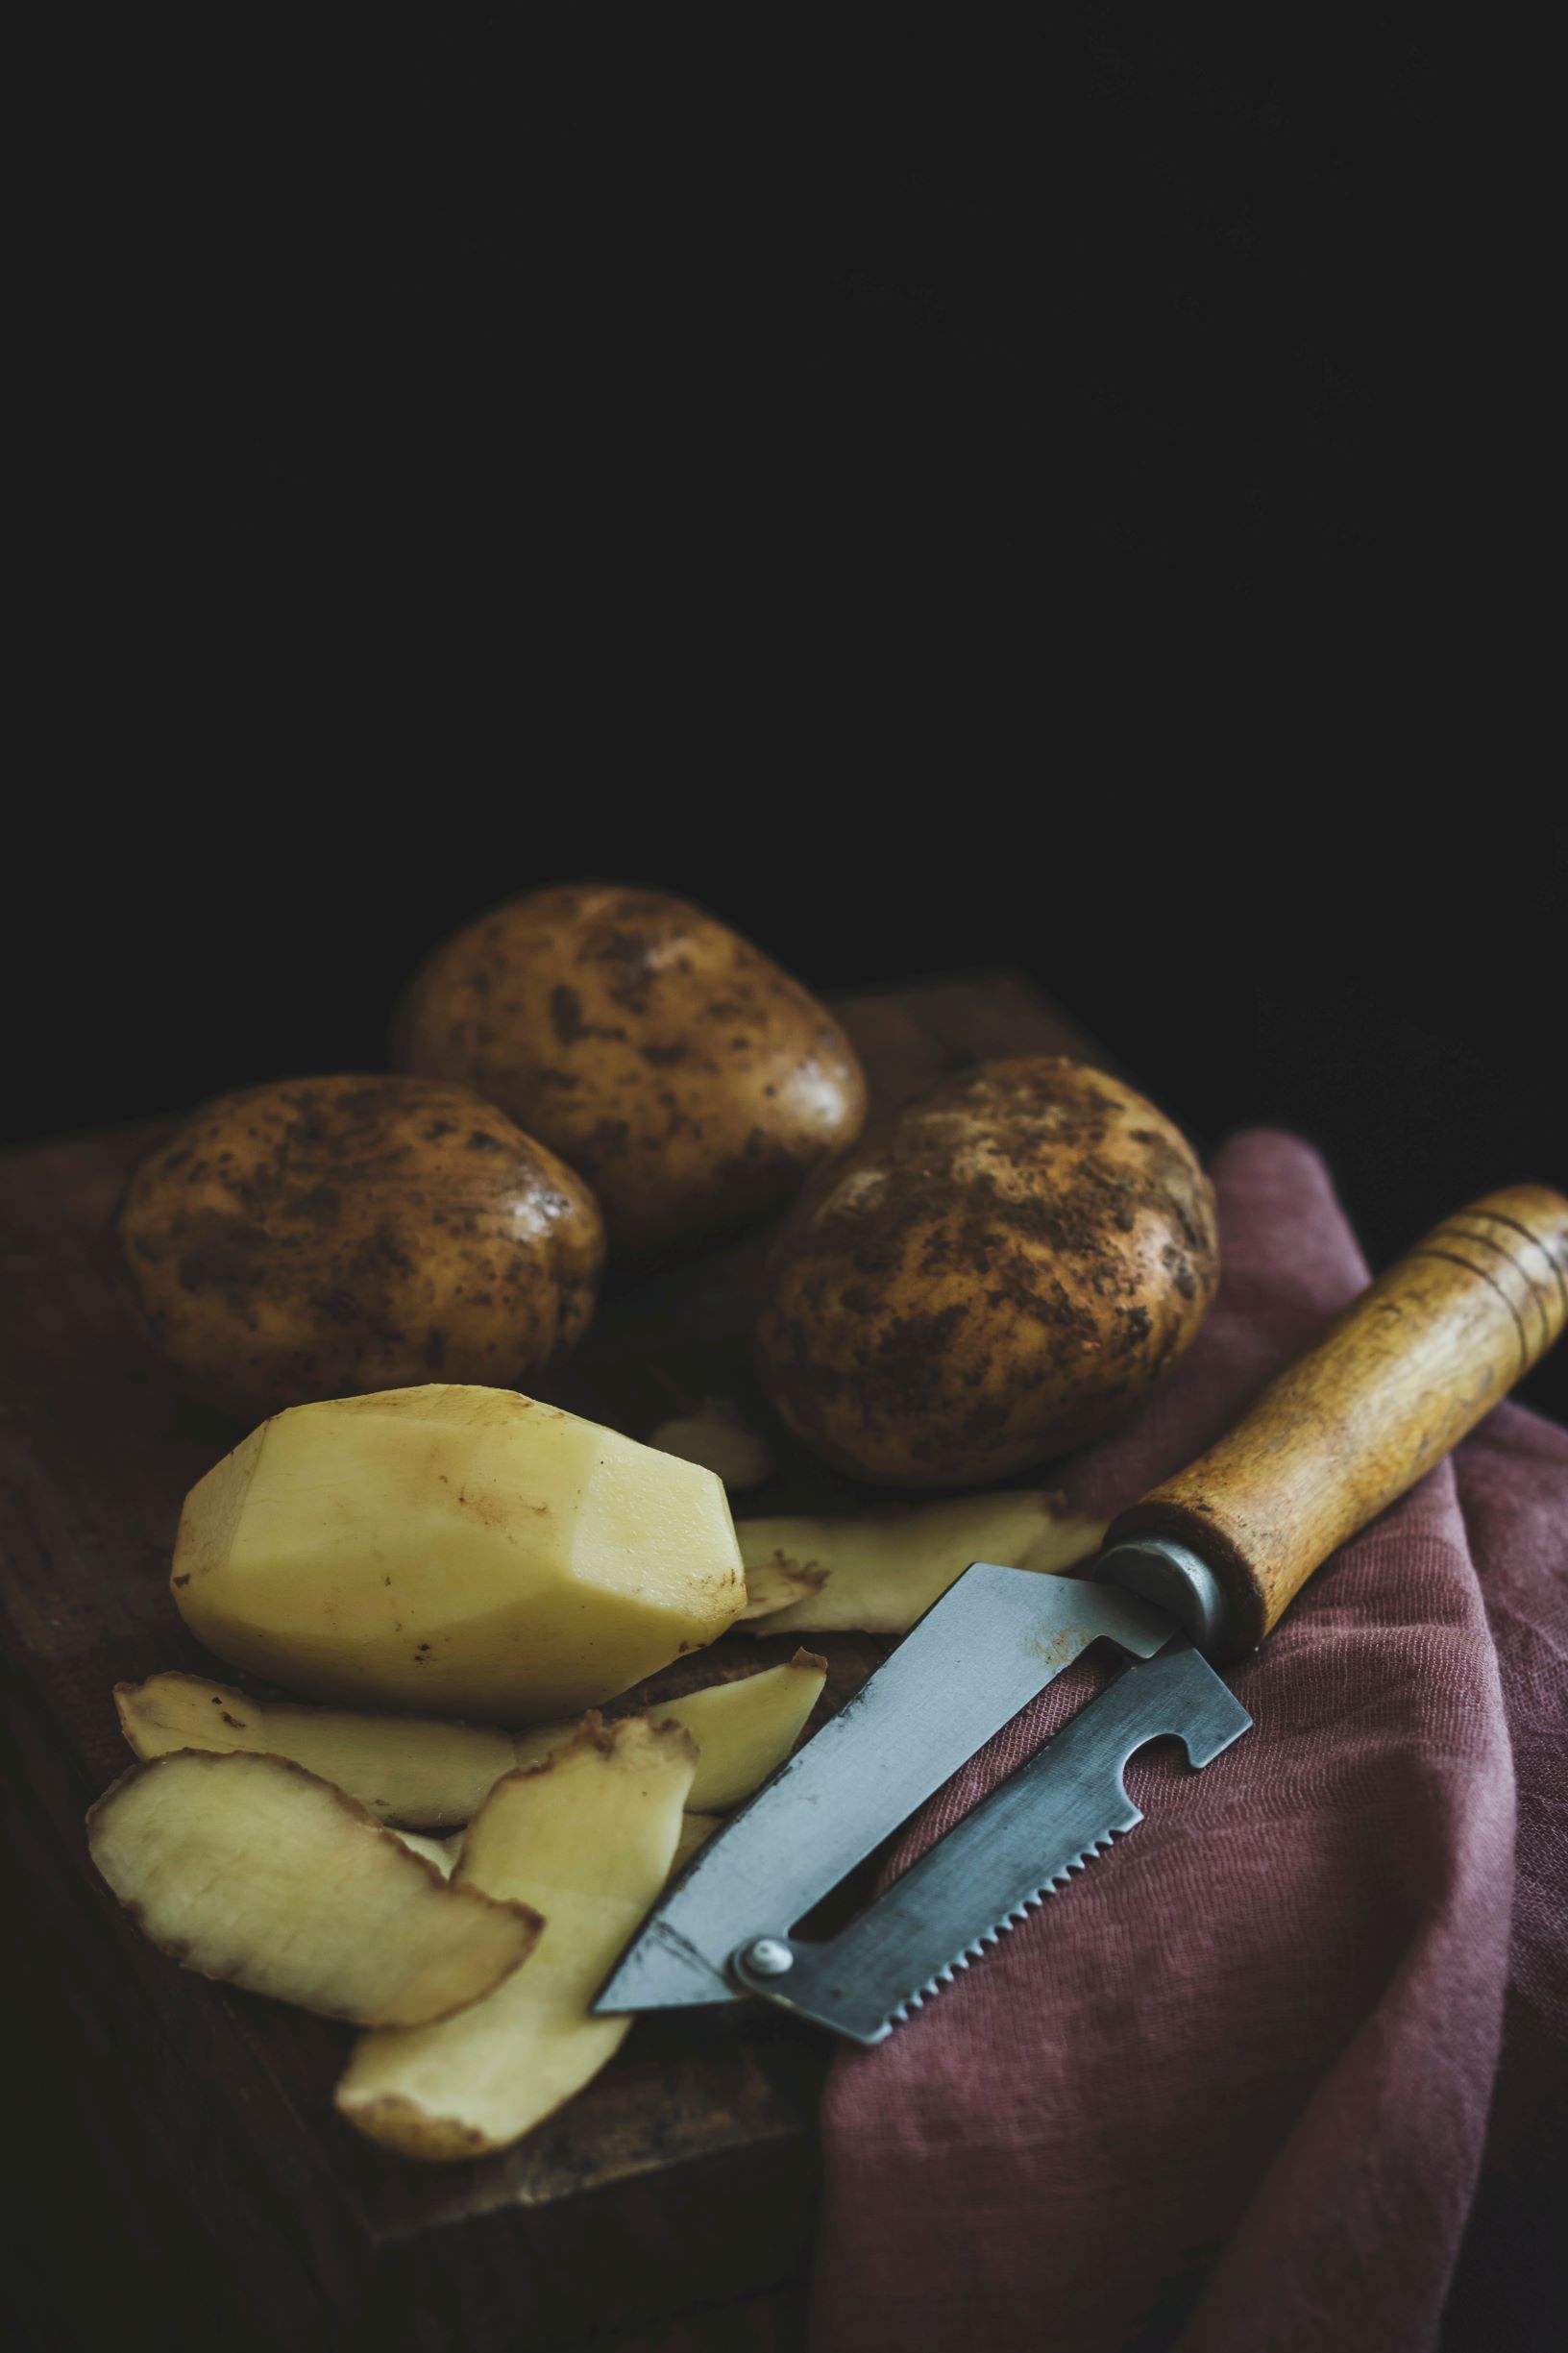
[
  {"x1": 114, "y1": 1673, "x2": 517, "y2": 1828},
  {"x1": 736, "y1": 1490, "x2": 1107, "y2": 1634},
  {"x1": 336, "y1": 1717, "x2": 695, "y2": 2160},
  {"x1": 172, "y1": 1384, "x2": 746, "y2": 1721},
  {"x1": 506, "y1": 1651, "x2": 827, "y2": 1813},
  {"x1": 87, "y1": 1752, "x2": 539, "y2": 2027}
]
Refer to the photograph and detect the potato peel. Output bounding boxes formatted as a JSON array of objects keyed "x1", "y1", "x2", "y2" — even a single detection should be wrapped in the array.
[
  {"x1": 735, "y1": 1490, "x2": 1108, "y2": 1634},
  {"x1": 392, "y1": 1828, "x2": 462, "y2": 1876},
  {"x1": 87, "y1": 1751, "x2": 540, "y2": 2027},
  {"x1": 115, "y1": 1648, "x2": 823, "y2": 1848},
  {"x1": 738, "y1": 1555, "x2": 829, "y2": 1621},
  {"x1": 114, "y1": 1672, "x2": 518, "y2": 1829},
  {"x1": 336, "y1": 1716, "x2": 696, "y2": 2160},
  {"x1": 497, "y1": 1653, "x2": 826, "y2": 1814},
  {"x1": 644, "y1": 1653, "x2": 826, "y2": 1811}
]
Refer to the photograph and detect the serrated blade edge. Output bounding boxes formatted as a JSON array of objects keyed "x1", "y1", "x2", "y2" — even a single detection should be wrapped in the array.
[
  {"x1": 881, "y1": 1821, "x2": 1132, "y2": 2030},
  {"x1": 595, "y1": 1565, "x2": 1174, "y2": 2017},
  {"x1": 730, "y1": 1641, "x2": 1250, "y2": 2043}
]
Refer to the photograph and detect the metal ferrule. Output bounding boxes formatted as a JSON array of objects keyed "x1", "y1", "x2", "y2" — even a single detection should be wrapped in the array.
[{"x1": 1094, "y1": 1535, "x2": 1231, "y2": 1654}]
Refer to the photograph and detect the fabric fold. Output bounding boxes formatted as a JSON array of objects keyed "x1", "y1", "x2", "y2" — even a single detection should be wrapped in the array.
[{"x1": 809, "y1": 1132, "x2": 1563, "y2": 2353}]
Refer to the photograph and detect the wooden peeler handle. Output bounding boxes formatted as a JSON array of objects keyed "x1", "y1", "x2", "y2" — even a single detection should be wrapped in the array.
[{"x1": 1100, "y1": 1185, "x2": 1568, "y2": 1658}]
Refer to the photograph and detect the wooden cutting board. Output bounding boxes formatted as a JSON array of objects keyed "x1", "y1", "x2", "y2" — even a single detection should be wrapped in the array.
[{"x1": 1, "y1": 968, "x2": 1115, "y2": 2353}]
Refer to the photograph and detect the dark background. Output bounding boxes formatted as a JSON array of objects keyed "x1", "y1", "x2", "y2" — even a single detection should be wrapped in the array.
[
  {"x1": 14, "y1": 13, "x2": 1563, "y2": 1410},
  {"x1": 3, "y1": 30, "x2": 1563, "y2": 2353}
]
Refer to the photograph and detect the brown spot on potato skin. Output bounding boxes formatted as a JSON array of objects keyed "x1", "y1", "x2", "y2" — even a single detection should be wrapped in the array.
[
  {"x1": 753, "y1": 1056, "x2": 1217, "y2": 1487},
  {"x1": 115, "y1": 1073, "x2": 605, "y2": 1421},
  {"x1": 390, "y1": 884, "x2": 868, "y2": 1261},
  {"x1": 549, "y1": 985, "x2": 585, "y2": 1044},
  {"x1": 588, "y1": 1116, "x2": 632, "y2": 1162}
]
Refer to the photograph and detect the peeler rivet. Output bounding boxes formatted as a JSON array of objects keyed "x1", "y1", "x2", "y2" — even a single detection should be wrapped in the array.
[{"x1": 741, "y1": 1937, "x2": 794, "y2": 1977}]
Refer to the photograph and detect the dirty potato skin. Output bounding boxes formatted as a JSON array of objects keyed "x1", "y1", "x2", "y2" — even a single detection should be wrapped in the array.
[
  {"x1": 116, "y1": 1076, "x2": 605, "y2": 1419},
  {"x1": 392, "y1": 885, "x2": 868, "y2": 1260},
  {"x1": 752, "y1": 1058, "x2": 1218, "y2": 1487}
]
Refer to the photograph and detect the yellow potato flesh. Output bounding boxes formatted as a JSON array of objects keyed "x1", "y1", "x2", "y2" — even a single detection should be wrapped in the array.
[
  {"x1": 116, "y1": 1647, "x2": 821, "y2": 1848},
  {"x1": 669, "y1": 1812, "x2": 721, "y2": 1875},
  {"x1": 114, "y1": 1673, "x2": 517, "y2": 1828},
  {"x1": 392, "y1": 1829, "x2": 462, "y2": 1875},
  {"x1": 643, "y1": 1655, "x2": 825, "y2": 1811},
  {"x1": 336, "y1": 1718, "x2": 695, "y2": 2159},
  {"x1": 736, "y1": 1490, "x2": 1107, "y2": 1634},
  {"x1": 172, "y1": 1385, "x2": 746, "y2": 1721}
]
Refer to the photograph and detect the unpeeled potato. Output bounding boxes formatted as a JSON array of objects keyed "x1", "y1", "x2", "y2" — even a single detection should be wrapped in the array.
[
  {"x1": 116, "y1": 1074, "x2": 604, "y2": 1419},
  {"x1": 754, "y1": 1057, "x2": 1218, "y2": 1485},
  {"x1": 393, "y1": 885, "x2": 868, "y2": 1259}
]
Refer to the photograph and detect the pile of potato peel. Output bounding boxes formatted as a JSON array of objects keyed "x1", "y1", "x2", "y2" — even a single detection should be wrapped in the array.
[
  {"x1": 92, "y1": 1654, "x2": 826, "y2": 2162},
  {"x1": 88, "y1": 1381, "x2": 1104, "y2": 2166}
]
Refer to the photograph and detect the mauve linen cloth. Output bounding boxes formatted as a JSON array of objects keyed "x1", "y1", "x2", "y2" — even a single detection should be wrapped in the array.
[{"x1": 808, "y1": 1132, "x2": 1567, "y2": 2353}]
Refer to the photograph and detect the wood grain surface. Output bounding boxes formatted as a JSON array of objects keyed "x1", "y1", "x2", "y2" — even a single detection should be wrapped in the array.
[
  {"x1": 1, "y1": 968, "x2": 1109, "y2": 2353},
  {"x1": 1106, "y1": 1184, "x2": 1568, "y2": 1654}
]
